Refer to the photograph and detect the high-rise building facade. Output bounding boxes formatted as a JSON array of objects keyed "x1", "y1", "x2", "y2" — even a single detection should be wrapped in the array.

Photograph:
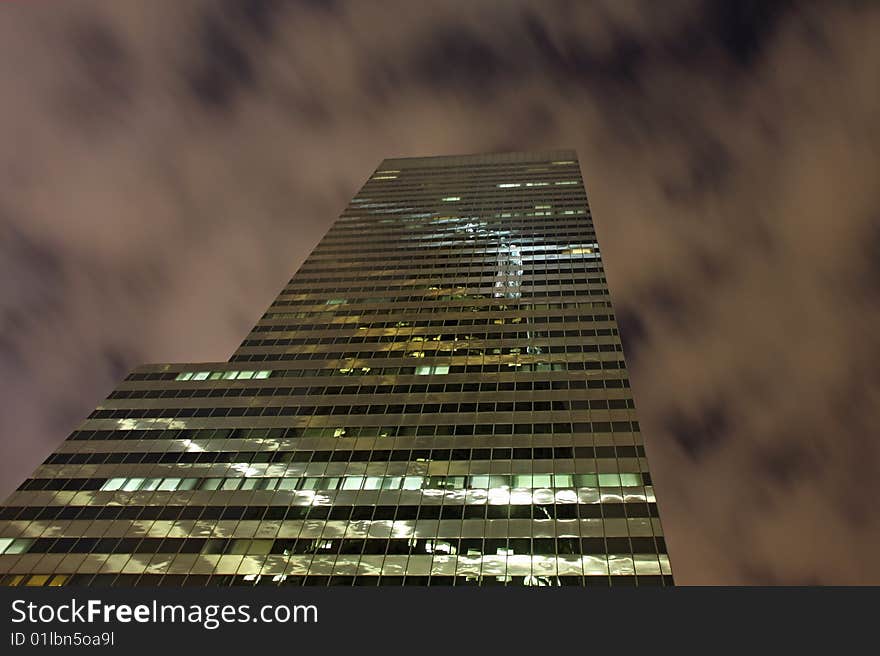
[{"x1": 0, "y1": 150, "x2": 673, "y2": 587}]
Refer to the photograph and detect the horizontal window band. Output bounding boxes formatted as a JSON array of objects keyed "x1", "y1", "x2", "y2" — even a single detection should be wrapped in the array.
[
  {"x1": 2, "y1": 502, "x2": 660, "y2": 522},
  {"x1": 7, "y1": 535, "x2": 666, "y2": 557},
  {"x1": 45, "y1": 445, "x2": 645, "y2": 465}
]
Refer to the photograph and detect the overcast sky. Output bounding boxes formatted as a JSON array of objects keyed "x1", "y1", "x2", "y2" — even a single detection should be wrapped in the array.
[{"x1": 1, "y1": 0, "x2": 878, "y2": 584}]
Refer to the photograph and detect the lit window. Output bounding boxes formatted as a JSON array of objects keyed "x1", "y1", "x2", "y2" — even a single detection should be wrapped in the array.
[
  {"x1": 469, "y1": 475, "x2": 491, "y2": 489},
  {"x1": 254, "y1": 370, "x2": 271, "y2": 379},
  {"x1": 532, "y1": 474, "x2": 552, "y2": 488},
  {"x1": 619, "y1": 473, "x2": 642, "y2": 487},
  {"x1": 122, "y1": 478, "x2": 145, "y2": 492},
  {"x1": 101, "y1": 478, "x2": 127, "y2": 491},
  {"x1": 402, "y1": 476, "x2": 423, "y2": 490},
  {"x1": 414, "y1": 365, "x2": 449, "y2": 375},
  {"x1": 175, "y1": 372, "x2": 193, "y2": 381},
  {"x1": 192, "y1": 371, "x2": 210, "y2": 381},
  {"x1": 382, "y1": 477, "x2": 403, "y2": 490},
  {"x1": 222, "y1": 371, "x2": 237, "y2": 380},
  {"x1": 158, "y1": 478, "x2": 180, "y2": 491},
  {"x1": 3, "y1": 539, "x2": 33, "y2": 555},
  {"x1": 598, "y1": 473, "x2": 621, "y2": 487},
  {"x1": 47, "y1": 575, "x2": 68, "y2": 587},
  {"x1": 497, "y1": 183, "x2": 521, "y2": 188},
  {"x1": 441, "y1": 196, "x2": 460, "y2": 202},
  {"x1": 341, "y1": 477, "x2": 364, "y2": 490},
  {"x1": 553, "y1": 474, "x2": 574, "y2": 487}
]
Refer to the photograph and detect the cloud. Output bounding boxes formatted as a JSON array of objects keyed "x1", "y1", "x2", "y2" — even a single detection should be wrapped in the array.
[{"x1": 0, "y1": 0, "x2": 878, "y2": 584}]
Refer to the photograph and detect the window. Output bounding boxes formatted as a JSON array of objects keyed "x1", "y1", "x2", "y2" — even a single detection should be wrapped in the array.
[
  {"x1": 2, "y1": 538, "x2": 33, "y2": 555},
  {"x1": 414, "y1": 365, "x2": 449, "y2": 375},
  {"x1": 598, "y1": 474, "x2": 621, "y2": 487}
]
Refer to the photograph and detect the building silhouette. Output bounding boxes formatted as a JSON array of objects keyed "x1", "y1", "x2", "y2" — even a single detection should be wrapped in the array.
[{"x1": 0, "y1": 150, "x2": 673, "y2": 586}]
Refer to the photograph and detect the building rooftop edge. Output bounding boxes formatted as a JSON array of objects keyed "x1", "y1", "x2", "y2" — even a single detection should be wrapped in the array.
[{"x1": 380, "y1": 149, "x2": 579, "y2": 169}]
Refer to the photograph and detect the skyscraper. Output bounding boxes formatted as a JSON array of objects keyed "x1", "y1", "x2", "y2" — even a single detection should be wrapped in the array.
[{"x1": 0, "y1": 150, "x2": 673, "y2": 587}]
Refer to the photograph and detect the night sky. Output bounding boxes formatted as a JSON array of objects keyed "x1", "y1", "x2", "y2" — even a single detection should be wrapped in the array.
[{"x1": 1, "y1": 0, "x2": 878, "y2": 585}]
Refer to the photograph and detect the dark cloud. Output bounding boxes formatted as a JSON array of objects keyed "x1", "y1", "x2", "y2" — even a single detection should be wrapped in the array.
[
  {"x1": 701, "y1": 0, "x2": 795, "y2": 68},
  {"x1": 410, "y1": 25, "x2": 519, "y2": 95},
  {"x1": 225, "y1": 0, "x2": 287, "y2": 40},
  {"x1": 65, "y1": 17, "x2": 138, "y2": 126},
  {"x1": 614, "y1": 304, "x2": 648, "y2": 368},
  {"x1": 662, "y1": 402, "x2": 730, "y2": 460},
  {"x1": 661, "y1": 135, "x2": 733, "y2": 202},
  {"x1": 185, "y1": 10, "x2": 258, "y2": 111}
]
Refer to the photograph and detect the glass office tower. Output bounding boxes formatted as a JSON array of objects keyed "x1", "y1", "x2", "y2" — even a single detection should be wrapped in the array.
[{"x1": 0, "y1": 150, "x2": 673, "y2": 587}]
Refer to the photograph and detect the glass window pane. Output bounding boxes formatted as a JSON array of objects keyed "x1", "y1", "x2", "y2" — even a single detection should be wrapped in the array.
[
  {"x1": 512, "y1": 474, "x2": 532, "y2": 488},
  {"x1": 553, "y1": 474, "x2": 573, "y2": 488},
  {"x1": 341, "y1": 477, "x2": 364, "y2": 490},
  {"x1": 403, "y1": 476, "x2": 423, "y2": 490},
  {"x1": 532, "y1": 474, "x2": 552, "y2": 488},
  {"x1": 5, "y1": 539, "x2": 33, "y2": 555}
]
